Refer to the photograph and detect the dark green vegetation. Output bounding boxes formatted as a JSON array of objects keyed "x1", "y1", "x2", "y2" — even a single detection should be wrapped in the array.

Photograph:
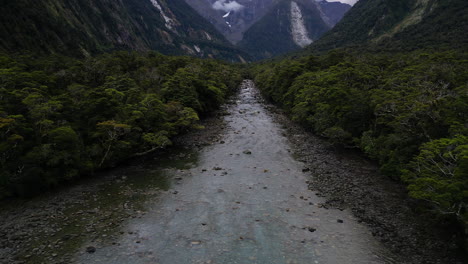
[
  {"x1": 0, "y1": 51, "x2": 242, "y2": 198},
  {"x1": 252, "y1": 0, "x2": 468, "y2": 245},
  {"x1": 253, "y1": 49, "x2": 468, "y2": 231},
  {"x1": 0, "y1": 0, "x2": 467, "y2": 258},
  {"x1": 0, "y1": 0, "x2": 248, "y2": 61},
  {"x1": 311, "y1": 0, "x2": 468, "y2": 52}
]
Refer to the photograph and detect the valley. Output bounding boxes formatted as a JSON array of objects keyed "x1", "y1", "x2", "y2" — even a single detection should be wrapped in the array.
[
  {"x1": 2, "y1": 81, "x2": 461, "y2": 264},
  {"x1": 0, "y1": 0, "x2": 467, "y2": 263}
]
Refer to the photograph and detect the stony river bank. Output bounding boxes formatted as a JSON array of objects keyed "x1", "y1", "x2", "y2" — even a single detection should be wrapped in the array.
[
  {"x1": 0, "y1": 80, "x2": 464, "y2": 264},
  {"x1": 265, "y1": 103, "x2": 465, "y2": 264}
]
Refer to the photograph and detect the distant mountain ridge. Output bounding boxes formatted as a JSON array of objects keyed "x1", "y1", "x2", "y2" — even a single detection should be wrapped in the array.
[
  {"x1": 185, "y1": 0, "x2": 279, "y2": 44},
  {"x1": 185, "y1": 0, "x2": 351, "y2": 51},
  {"x1": 237, "y1": 0, "x2": 350, "y2": 60},
  {"x1": 310, "y1": 0, "x2": 468, "y2": 52},
  {"x1": 0, "y1": 0, "x2": 249, "y2": 61},
  {"x1": 316, "y1": 0, "x2": 353, "y2": 26}
]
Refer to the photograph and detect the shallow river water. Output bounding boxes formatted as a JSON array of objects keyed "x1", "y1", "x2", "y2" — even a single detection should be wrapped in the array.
[{"x1": 74, "y1": 80, "x2": 395, "y2": 264}]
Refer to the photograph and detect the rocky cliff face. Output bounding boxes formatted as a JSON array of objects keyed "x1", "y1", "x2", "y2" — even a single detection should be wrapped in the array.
[
  {"x1": 237, "y1": 0, "x2": 350, "y2": 60},
  {"x1": 0, "y1": 0, "x2": 249, "y2": 61},
  {"x1": 185, "y1": 0, "x2": 350, "y2": 60},
  {"x1": 185, "y1": 0, "x2": 278, "y2": 44},
  {"x1": 317, "y1": 0, "x2": 353, "y2": 26},
  {"x1": 185, "y1": 0, "x2": 350, "y2": 45}
]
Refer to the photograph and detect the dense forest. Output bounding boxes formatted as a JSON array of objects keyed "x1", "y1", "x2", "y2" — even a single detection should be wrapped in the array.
[
  {"x1": 0, "y1": 0, "x2": 467, "y2": 261},
  {"x1": 252, "y1": 49, "x2": 468, "y2": 229},
  {"x1": 0, "y1": 52, "x2": 242, "y2": 198}
]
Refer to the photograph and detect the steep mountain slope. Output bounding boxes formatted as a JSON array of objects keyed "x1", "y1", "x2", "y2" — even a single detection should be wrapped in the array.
[
  {"x1": 311, "y1": 0, "x2": 468, "y2": 52},
  {"x1": 0, "y1": 0, "x2": 249, "y2": 61},
  {"x1": 185, "y1": 0, "x2": 350, "y2": 46},
  {"x1": 238, "y1": 0, "x2": 333, "y2": 60},
  {"x1": 185, "y1": 0, "x2": 278, "y2": 44},
  {"x1": 317, "y1": 0, "x2": 352, "y2": 26}
]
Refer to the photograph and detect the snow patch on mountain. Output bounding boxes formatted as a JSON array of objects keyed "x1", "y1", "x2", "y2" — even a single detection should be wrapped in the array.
[
  {"x1": 324, "y1": 0, "x2": 359, "y2": 5},
  {"x1": 290, "y1": 1, "x2": 313, "y2": 47},
  {"x1": 149, "y1": 0, "x2": 176, "y2": 30}
]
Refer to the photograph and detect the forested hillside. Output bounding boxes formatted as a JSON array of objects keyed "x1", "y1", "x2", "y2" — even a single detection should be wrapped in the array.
[
  {"x1": 310, "y1": 0, "x2": 468, "y2": 52},
  {"x1": 0, "y1": 0, "x2": 248, "y2": 61},
  {"x1": 253, "y1": 49, "x2": 468, "y2": 237},
  {"x1": 0, "y1": 52, "x2": 242, "y2": 197},
  {"x1": 249, "y1": 0, "x2": 468, "y2": 255}
]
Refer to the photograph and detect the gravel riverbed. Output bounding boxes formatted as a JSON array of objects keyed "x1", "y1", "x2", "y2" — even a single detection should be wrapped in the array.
[{"x1": 0, "y1": 80, "x2": 464, "y2": 264}]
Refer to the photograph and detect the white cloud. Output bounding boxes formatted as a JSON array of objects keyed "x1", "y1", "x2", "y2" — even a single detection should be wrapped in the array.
[
  {"x1": 327, "y1": 0, "x2": 359, "y2": 5},
  {"x1": 212, "y1": 0, "x2": 245, "y2": 12}
]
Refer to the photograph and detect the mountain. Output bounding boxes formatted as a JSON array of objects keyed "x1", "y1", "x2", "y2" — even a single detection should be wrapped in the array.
[
  {"x1": 238, "y1": 0, "x2": 349, "y2": 60},
  {"x1": 185, "y1": 0, "x2": 351, "y2": 47},
  {"x1": 317, "y1": 0, "x2": 352, "y2": 26},
  {"x1": 0, "y1": 0, "x2": 249, "y2": 61},
  {"x1": 184, "y1": 0, "x2": 278, "y2": 44},
  {"x1": 311, "y1": 0, "x2": 468, "y2": 52}
]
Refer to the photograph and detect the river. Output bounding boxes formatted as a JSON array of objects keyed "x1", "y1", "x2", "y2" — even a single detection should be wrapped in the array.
[
  {"x1": 74, "y1": 80, "x2": 394, "y2": 264},
  {"x1": 0, "y1": 80, "x2": 399, "y2": 264}
]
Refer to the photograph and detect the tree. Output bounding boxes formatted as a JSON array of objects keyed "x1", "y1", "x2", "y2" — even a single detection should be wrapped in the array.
[
  {"x1": 402, "y1": 135, "x2": 468, "y2": 222},
  {"x1": 95, "y1": 121, "x2": 131, "y2": 168},
  {"x1": 162, "y1": 68, "x2": 201, "y2": 111}
]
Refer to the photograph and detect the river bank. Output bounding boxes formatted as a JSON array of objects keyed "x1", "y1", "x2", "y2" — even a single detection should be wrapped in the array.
[
  {"x1": 263, "y1": 96, "x2": 465, "y2": 264},
  {"x1": 0, "y1": 80, "x2": 464, "y2": 264},
  {"x1": 0, "y1": 103, "x2": 228, "y2": 264}
]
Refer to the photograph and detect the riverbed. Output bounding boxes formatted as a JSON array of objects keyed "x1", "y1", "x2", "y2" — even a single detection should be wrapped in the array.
[
  {"x1": 76, "y1": 80, "x2": 394, "y2": 264},
  {"x1": 0, "y1": 80, "x2": 462, "y2": 264}
]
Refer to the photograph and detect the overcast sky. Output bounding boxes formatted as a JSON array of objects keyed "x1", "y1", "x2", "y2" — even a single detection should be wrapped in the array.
[{"x1": 328, "y1": 0, "x2": 359, "y2": 5}]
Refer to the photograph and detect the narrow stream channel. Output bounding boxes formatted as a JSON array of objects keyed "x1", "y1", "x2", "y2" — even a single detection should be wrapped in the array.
[{"x1": 74, "y1": 80, "x2": 395, "y2": 264}]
